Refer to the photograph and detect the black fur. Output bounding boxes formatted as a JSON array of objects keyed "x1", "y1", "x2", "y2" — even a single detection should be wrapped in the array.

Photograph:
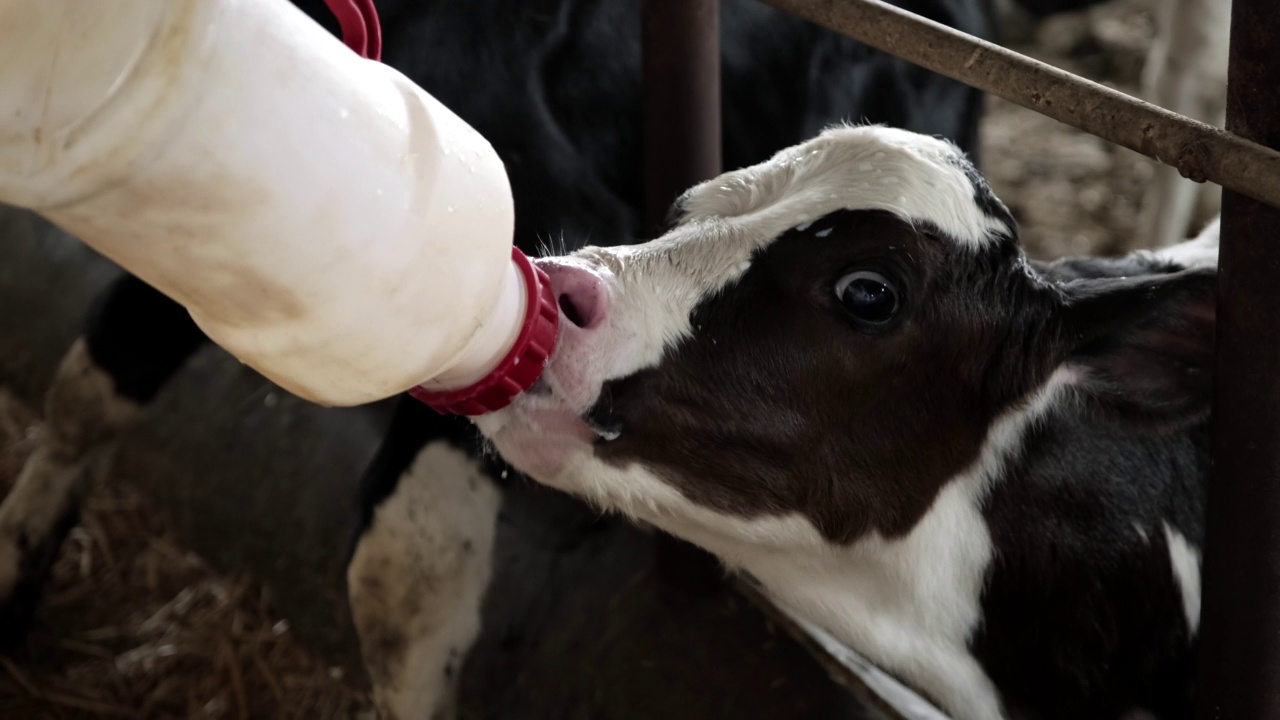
[
  {"x1": 83, "y1": 275, "x2": 206, "y2": 404},
  {"x1": 950, "y1": 154, "x2": 1017, "y2": 232},
  {"x1": 976, "y1": 254, "x2": 1215, "y2": 718},
  {"x1": 975, "y1": 413, "x2": 1207, "y2": 719}
]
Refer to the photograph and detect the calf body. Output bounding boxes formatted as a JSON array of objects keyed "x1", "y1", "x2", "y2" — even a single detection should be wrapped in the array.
[{"x1": 479, "y1": 126, "x2": 1217, "y2": 719}]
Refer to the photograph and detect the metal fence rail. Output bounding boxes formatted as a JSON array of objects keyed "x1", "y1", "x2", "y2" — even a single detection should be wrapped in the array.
[
  {"x1": 1197, "y1": 0, "x2": 1280, "y2": 716},
  {"x1": 641, "y1": 0, "x2": 736, "y2": 600},
  {"x1": 642, "y1": 0, "x2": 721, "y2": 234}
]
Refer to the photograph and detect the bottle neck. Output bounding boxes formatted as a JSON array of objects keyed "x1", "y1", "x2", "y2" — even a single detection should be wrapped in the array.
[
  {"x1": 424, "y1": 256, "x2": 528, "y2": 391},
  {"x1": 408, "y1": 247, "x2": 560, "y2": 416}
]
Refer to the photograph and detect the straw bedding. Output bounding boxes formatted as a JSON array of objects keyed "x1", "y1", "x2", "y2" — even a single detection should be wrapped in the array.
[{"x1": 0, "y1": 389, "x2": 373, "y2": 720}]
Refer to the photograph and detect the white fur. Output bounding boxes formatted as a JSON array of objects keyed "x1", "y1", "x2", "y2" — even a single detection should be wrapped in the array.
[
  {"x1": 1132, "y1": 521, "x2": 1150, "y2": 545},
  {"x1": 348, "y1": 442, "x2": 500, "y2": 720},
  {"x1": 1163, "y1": 521, "x2": 1202, "y2": 636},
  {"x1": 1150, "y1": 216, "x2": 1219, "y2": 270},
  {"x1": 775, "y1": 600, "x2": 951, "y2": 720},
  {"x1": 676, "y1": 125, "x2": 1012, "y2": 250}
]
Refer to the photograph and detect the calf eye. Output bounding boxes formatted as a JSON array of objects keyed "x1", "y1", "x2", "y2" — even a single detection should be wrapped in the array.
[{"x1": 835, "y1": 270, "x2": 900, "y2": 325}]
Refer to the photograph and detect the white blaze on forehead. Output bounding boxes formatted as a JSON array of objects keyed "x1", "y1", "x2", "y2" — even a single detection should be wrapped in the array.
[
  {"x1": 676, "y1": 124, "x2": 1011, "y2": 249},
  {"x1": 561, "y1": 125, "x2": 1014, "y2": 391}
]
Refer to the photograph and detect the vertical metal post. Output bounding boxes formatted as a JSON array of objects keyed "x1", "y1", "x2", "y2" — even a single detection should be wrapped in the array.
[
  {"x1": 642, "y1": 0, "x2": 722, "y2": 235},
  {"x1": 642, "y1": 0, "x2": 724, "y2": 595},
  {"x1": 1196, "y1": 0, "x2": 1280, "y2": 717}
]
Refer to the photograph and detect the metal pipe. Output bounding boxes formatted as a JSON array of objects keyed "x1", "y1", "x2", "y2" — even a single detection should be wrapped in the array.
[
  {"x1": 756, "y1": 0, "x2": 1280, "y2": 212},
  {"x1": 641, "y1": 0, "x2": 725, "y2": 595},
  {"x1": 641, "y1": 0, "x2": 722, "y2": 235},
  {"x1": 1197, "y1": 0, "x2": 1280, "y2": 716}
]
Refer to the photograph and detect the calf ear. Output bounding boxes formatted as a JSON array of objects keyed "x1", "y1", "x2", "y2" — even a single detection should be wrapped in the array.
[{"x1": 1056, "y1": 268, "x2": 1217, "y2": 428}]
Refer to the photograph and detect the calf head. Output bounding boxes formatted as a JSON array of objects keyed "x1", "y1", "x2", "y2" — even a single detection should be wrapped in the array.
[{"x1": 475, "y1": 124, "x2": 1216, "y2": 565}]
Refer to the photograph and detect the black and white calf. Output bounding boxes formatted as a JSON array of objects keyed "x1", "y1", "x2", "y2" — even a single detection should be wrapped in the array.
[
  {"x1": 0, "y1": 0, "x2": 996, "y2": 718},
  {"x1": 478, "y1": 125, "x2": 1218, "y2": 720}
]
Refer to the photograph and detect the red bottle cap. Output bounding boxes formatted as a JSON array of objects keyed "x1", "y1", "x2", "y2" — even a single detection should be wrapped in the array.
[{"x1": 408, "y1": 248, "x2": 559, "y2": 416}]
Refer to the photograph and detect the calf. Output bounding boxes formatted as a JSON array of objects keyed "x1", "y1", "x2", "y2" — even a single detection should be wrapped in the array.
[
  {"x1": 478, "y1": 125, "x2": 1217, "y2": 720},
  {"x1": 0, "y1": 1, "x2": 994, "y2": 718}
]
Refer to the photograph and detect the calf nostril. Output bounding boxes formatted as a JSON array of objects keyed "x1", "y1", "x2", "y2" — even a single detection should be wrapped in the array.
[
  {"x1": 541, "y1": 262, "x2": 608, "y2": 330},
  {"x1": 559, "y1": 293, "x2": 586, "y2": 328},
  {"x1": 558, "y1": 286, "x2": 598, "y2": 329}
]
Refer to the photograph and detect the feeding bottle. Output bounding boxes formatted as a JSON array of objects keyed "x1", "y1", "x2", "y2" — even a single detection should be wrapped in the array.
[{"x1": 0, "y1": 0, "x2": 558, "y2": 414}]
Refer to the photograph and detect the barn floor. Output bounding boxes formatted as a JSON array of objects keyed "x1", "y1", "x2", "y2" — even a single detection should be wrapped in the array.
[
  {"x1": 988, "y1": 0, "x2": 1223, "y2": 260},
  {"x1": 0, "y1": 390, "x2": 375, "y2": 719},
  {"x1": 0, "y1": 0, "x2": 1216, "y2": 717}
]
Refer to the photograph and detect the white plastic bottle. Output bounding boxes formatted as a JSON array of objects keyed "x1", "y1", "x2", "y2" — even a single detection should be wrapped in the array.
[{"x1": 0, "y1": 0, "x2": 558, "y2": 413}]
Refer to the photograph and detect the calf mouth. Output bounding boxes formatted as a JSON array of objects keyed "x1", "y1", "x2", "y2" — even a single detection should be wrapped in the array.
[
  {"x1": 511, "y1": 354, "x2": 622, "y2": 443},
  {"x1": 507, "y1": 384, "x2": 620, "y2": 445},
  {"x1": 477, "y1": 369, "x2": 617, "y2": 481},
  {"x1": 522, "y1": 376, "x2": 617, "y2": 444},
  {"x1": 582, "y1": 406, "x2": 622, "y2": 443}
]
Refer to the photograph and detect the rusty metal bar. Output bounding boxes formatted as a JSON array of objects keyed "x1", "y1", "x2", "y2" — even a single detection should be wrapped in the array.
[
  {"x1": 1196, "y1": 0, "x2": 1280, "y2": 716},
  {"x1": 642, "y1": 0, "x2": 722, "y2": 235},
  {"x1": 641, "y1": 0, "x2": 727, "y2": 597},
  {"x1": 756, "y1": 0, "x2": 1280, "y2": 212}
]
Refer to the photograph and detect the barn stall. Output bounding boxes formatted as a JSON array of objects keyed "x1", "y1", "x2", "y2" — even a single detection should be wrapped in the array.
[{"x1": 0, "y1": 0, "x2": 1255, "y2": 717}]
